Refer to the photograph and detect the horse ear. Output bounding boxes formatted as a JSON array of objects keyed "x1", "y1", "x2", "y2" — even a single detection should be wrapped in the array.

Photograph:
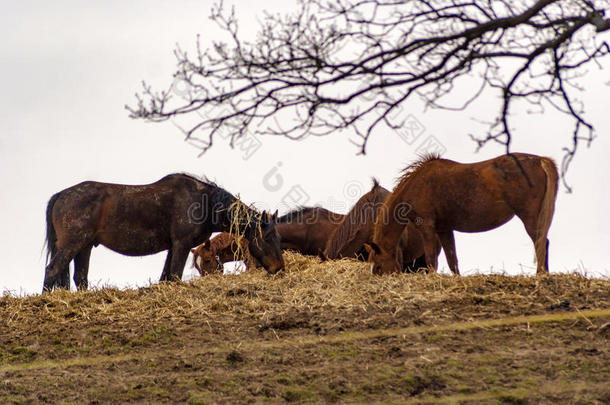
[
  {"x1": 370, "y1": 242, "x2": 381, "y2": 254},
  {"x1": 261, "y1": 210, "x2": 275, "y2": 226},
  {"x1": 363, "y1": 243, "x2": 373, "y2": 256},
  {"x1": 364, "y1": 242, "x2": 381, "y2": 255},
  {"x1": 318, "y1": 249, "x2": 329, "y2": 262},
  {"x1": 272, "y1": 209, "x2": 278, "y2": 221}
]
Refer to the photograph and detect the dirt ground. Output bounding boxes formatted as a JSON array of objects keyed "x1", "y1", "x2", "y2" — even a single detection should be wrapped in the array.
[{"x1": 1, "y1": 253, "x2": 608, "y2": 404}]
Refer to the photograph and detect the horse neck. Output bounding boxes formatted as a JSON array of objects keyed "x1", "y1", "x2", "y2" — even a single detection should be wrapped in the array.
[
  {"x1": 235, "y1": 212, "x2": 258, "y2": 237},
  {"x1": 373, "y1": 181, "x2": 412, "y2": 252},
  {"x1": 208, "y1": 188, "x2": 258, "y2": 234}
]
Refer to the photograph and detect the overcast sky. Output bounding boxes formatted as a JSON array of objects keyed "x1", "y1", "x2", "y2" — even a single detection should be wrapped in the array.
[{"x1": 1, "y1": 1, "x2": 608, "y2": 295}]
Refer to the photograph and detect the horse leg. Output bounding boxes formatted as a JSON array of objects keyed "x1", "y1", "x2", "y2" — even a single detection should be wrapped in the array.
[
  {"x1": 167, "y1": 243, "x2": 190, "y2": 281},
  {"x1": 438, "y1": 231, "x2": 459, "y2": 275},
  {"x1": 74, "y1": 246, "x2": 92, "y2": 291},
  {"x1": 510, "y1": 159, "x2": 557, "y2": 276},
  {"x1": 419, "y1": 227, "x2": 440, "y2": 273},
  {"x1": 43, "y1": 249, "x2": 75, "y2": 292},
  {"x1": 159, "y1": 249, "x2": 174, "y2": 281},
  {"x1": 56, "y1": 266, "x2": 71, "y2": 290},
  {"x1": 518, "y1": 213, "x2": 551, "y2": 276},
  {"x1": 407, "y1": 255, "x2": 427, "y2": 273}
]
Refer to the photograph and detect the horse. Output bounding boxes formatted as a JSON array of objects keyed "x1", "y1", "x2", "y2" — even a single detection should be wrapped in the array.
[
  {"x1": 324, "y1": 179, "x2": 435, "y2": 272},
  {"x1": 191, "y1": 233, "x2": 259, "y2": 275},
  {"x1": 276, "y1": 207, "x2": 344, "y2": 256},
  {"x1": 43, "y1": 173, "x2": 284, "y2": 292},
  {"x1": 366, "y1": 153, "x2": 558, "y2": 276},
  {"x1": 191, "y1": 206, "x2": 344, "y2": 274}
]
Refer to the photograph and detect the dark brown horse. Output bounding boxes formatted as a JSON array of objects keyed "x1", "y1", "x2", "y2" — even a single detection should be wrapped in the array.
[
  {"x1": 191, "y1": 206, "x2": 344, "y2": 274},
  {"x1": 367, "y1": 153, "x2": 558, "y2": 275},
  {"x1": 324, "y1": 180, "x2": 435, "y2": 271},
  {"x1": 44, "y1": 174, "x2": 284, "y2": 291},
  {"x1": 191, "y1": 232, "x2": 259, "y2": 274}
]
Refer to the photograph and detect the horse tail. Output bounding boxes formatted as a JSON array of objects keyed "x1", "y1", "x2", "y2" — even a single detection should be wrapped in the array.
[
  {"x1": 45, "y1": 192, "x2": 62, "y2": 265},
  {"x1": 535, "y1": 157, "x2": 559, "y2": 272}
]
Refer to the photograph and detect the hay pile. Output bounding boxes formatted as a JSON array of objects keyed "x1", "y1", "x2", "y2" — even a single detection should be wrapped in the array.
[
  {"x1": 1, "y1": 252, "x2": 608, "y2": 333},
  {"x1": 1, "y1": 253, "x2": 607, "y2": 405}
]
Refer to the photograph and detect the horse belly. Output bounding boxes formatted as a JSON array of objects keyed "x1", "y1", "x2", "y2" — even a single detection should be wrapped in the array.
[
  {"x1": 450, "y1": 199, "x2": 514, "y2": 233},
  {"x1": 96, "y1": 204, "x2": 171, "y2": 256},
  {"x1": 96, "y1": 228, "x2": 169, "y2": 256}
]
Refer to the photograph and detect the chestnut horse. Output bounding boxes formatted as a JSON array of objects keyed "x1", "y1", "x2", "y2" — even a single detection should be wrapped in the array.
[
  {"x1": 191, "y1": 206, "x2": 344, "y2": 274},
  {"x1": 367, "y1": 153, "x2": 558, "y2": 275},
  {"x1": 44, "y1": 174, "x2": 284, "y2": 291},
  {"x1": 191, "y1": 233, "x2": 259, "y2": 274},
  {"x1": 325, "y1": 180, "x2": 435, "y2": 272}
]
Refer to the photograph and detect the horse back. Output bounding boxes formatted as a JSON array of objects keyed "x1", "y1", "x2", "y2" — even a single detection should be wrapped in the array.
[
  {"x1": 50, "y1": 176, "x2": 212, "y2": 256},
  {"x1": 404, "y1": 153, "x2": 553, "y2": 232}
]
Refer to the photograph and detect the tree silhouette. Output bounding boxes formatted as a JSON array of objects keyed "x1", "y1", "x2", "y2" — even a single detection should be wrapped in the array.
[{"x1": 127, "y1": 0, "x2": 610, "y2": 189}]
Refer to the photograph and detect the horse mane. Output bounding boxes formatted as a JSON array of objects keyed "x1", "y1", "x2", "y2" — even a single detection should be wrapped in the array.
[
  {"x1": 395, "y1": 153, "x2": 443, "y2": 186},
  {"x1": 160, "y1": 172, "x2": 209, "y2": 183},
  {"x1": 325, "y1": 178, "x2": 389, "y2": 258},
  {"x1": 371, "y1": 154, "x2": 443, "y2": 244},
  {"x1": 162, "y1": 173, "x2": 261, "y2": 232}
]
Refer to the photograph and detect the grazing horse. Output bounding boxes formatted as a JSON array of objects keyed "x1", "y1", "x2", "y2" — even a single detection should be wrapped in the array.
[
  {"x1": 191, "y1": 233, "x2": 259, "y2": 275},
  {"x1": 43, "y1": 174, "x2": 284, "y2": 291},
  {"x1": 191, "y1": 206, "x2": 344, "y2": 274},
  {"x1": 276, "y1": 207, "x2": 344, "y2": 256},
  {"x1": 366, "y1": 153, "x2": 558, "y2": 275},
  {"x1": 324, "y1": 180, "x2": 435, "y2": 272}
]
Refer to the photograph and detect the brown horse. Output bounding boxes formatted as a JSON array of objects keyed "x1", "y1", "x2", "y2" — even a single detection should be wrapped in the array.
[
  {"x1": 44, "y1": 174, "x2": 284, "y2": 291},
  {"x1": 276, "y1": 207, "x2": 344, "y2": 256},
  {"x1": 191, "y1": 206, "x2": 344, "y2": 274},
  {"x1": 324, "y1": 180, "x2": 435, "y2": 272},
  {"x1": 366, "y1": 153, "x2": 558, "y2": 275},
  {"x1": 191, "y1": 233, "x2": 259, "y2": 274}
]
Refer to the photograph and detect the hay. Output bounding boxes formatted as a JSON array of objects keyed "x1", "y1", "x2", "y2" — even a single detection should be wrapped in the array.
[
  {"x1": 226, "y1": 199, "x2": 260, "y2": 263},
  {"x1": 1, "y1": 252, "x2": 608, "y2": 333},
  {"x1": 1, "y1": 253, "x2": 608, "y2": 405}
]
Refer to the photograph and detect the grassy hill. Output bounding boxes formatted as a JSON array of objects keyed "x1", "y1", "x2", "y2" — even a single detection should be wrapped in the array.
[{"x1": 1, "y1": 252, "x2": 608, "y2": 404}]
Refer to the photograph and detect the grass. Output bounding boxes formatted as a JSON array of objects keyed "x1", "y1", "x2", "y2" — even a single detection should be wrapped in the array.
[{"x1": 0, "y1": 252, "x2": 608, "y2": 404}]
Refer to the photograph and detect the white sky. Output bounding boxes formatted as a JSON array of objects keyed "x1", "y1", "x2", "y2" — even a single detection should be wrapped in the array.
[{"x1": 1, "y1": 1, "x2": 608, "y2": 295}]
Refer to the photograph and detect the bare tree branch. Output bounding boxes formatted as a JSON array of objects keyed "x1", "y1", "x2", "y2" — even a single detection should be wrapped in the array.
[{"x1": 127, "y1": 0, "x2": 610, "y2": 187}]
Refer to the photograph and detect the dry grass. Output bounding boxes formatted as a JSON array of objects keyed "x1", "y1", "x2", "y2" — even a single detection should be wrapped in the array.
[
  {"x1": 227, "y1": 199, "x2": 259, "y2": 262},
  {"x1": 1, "y1": 253, "x2": 608, "y2": 404},
  {"x1": 2, "y1": 252, "x2": 607, "y2": 328}
]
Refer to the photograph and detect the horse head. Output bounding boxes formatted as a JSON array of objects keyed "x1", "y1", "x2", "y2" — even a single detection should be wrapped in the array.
[
  {"x1": 246, "y1": 210, "x2": 284, "y2": 274},
  {"x1": 191, "y1": 241, "x2": 222, "y2": 275},
  {"x1": 364, "y1": 242, "x2": 402, "y2": 275}
]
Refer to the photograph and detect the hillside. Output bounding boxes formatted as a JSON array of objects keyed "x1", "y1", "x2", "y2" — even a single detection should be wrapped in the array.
[{"x1": 1, "y1": 253, "x2": 609, "y2": 404}]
